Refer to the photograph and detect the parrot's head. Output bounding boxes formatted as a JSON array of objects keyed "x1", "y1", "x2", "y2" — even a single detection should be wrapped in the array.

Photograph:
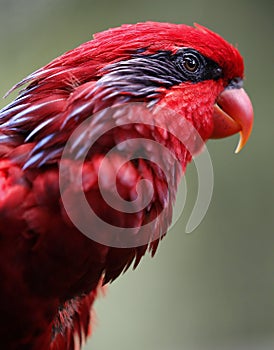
[{"x1": 86, "y1": 22, "x2": 253, "y2": 153}]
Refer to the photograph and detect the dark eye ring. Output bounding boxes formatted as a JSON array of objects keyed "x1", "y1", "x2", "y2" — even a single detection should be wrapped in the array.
[{"x1": 182, "y1": 53, "x2": 200, "y2": 72}]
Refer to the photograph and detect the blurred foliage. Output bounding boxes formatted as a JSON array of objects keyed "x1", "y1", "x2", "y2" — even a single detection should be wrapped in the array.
[{"x1": 0, "y1": 0, "x2": 273, "y2": 349}]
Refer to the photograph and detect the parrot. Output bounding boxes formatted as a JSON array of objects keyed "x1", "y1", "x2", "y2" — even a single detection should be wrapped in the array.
[{"x1": 0, "y1": 22, "x2": 253, "y2": 349}]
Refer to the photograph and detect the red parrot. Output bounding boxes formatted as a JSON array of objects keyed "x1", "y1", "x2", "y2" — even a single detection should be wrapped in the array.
[{"x1": 0, "y1": 22, "x2": 253, "y2": 349}]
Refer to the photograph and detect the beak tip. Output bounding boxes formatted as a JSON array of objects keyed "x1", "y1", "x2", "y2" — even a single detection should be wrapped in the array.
[
  {"x1": 234, "y1": 132, "x2": 245, "y2": 154},
  {"x1": 234, "y1": 141, "x2": 242, "y2": 154}
]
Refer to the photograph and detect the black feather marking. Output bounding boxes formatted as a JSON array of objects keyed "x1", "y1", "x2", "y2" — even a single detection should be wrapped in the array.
[
  {"x1": 61, "y1": 101, "x2": 92, "y2": 129},
  {"x1": 23, "y1": 146, "x2": 63, "y2": 169},
  {"x1": 0, "y1": 102, "x2": 30, "y2": 120},
  {"x1": 0, "y1": 134, "x2": 20, "y2": 146},
  {"x1": 2, "y1": 117, "x2": 32, "y2": 130},
  {"x1": 25, "y1": 117, "x2": 56, "y2": 141},
  {"x1": 98, "y1": 49, "x2": 223, "y2": 99},
  {"x1": 69, "y1": 129, "x2": 90, "y2": 154},
  {"x1": 30, "y1": 133, "x2": 58, "y2": 154},
  {"x1": 36, "y1": 147, "x2": 63, "y2": 167},
  {"x1": 23, "y1": 151, "x2": 46, "y2": 169}
]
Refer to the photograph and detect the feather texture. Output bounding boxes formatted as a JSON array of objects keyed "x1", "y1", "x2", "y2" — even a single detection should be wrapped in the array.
[{"x1": 0, "y1": 22, "x2": 249, "y2": 349}]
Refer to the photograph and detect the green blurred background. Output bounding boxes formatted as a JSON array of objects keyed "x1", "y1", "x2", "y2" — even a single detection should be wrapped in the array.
[{"x1": 0, "y1": 0, "x2": 273, "y2": 349}]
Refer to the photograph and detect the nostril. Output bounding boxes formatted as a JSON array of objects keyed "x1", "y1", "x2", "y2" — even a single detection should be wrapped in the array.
[{"x1": 227, "y1": 77, "x2": 243, "y2": 89}]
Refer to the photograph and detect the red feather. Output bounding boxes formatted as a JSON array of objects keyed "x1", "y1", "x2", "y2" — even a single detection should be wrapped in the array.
[{"x1": 0, "y1": 22, "x2": 252, "y2": 349}]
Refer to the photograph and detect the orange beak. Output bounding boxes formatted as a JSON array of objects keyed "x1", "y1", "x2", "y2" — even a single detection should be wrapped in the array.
[{"x1": 211, "y1": 88, "x2": 254, "y2": 153}]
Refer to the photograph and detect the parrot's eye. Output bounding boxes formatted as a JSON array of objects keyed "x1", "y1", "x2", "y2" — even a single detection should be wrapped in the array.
[
  {"x1": 174, "y1": 49, "x2": 203, "y2": 77},
  {"x1": 182, "y1": 54, "x2": 200, "y2": 72},
  {"x1": 173, "y1": 48, "x2": 222, "y2": 82}
]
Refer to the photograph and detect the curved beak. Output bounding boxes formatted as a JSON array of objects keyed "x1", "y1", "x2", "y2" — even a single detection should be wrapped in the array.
[{"x1": 211, "y1": 87, "x2": 254, "y2": 153}]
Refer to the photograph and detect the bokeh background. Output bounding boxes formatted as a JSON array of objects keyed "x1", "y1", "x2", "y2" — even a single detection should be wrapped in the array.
[{"x1": 0, "y1": 0, "x2": 273, "y2": 349}]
